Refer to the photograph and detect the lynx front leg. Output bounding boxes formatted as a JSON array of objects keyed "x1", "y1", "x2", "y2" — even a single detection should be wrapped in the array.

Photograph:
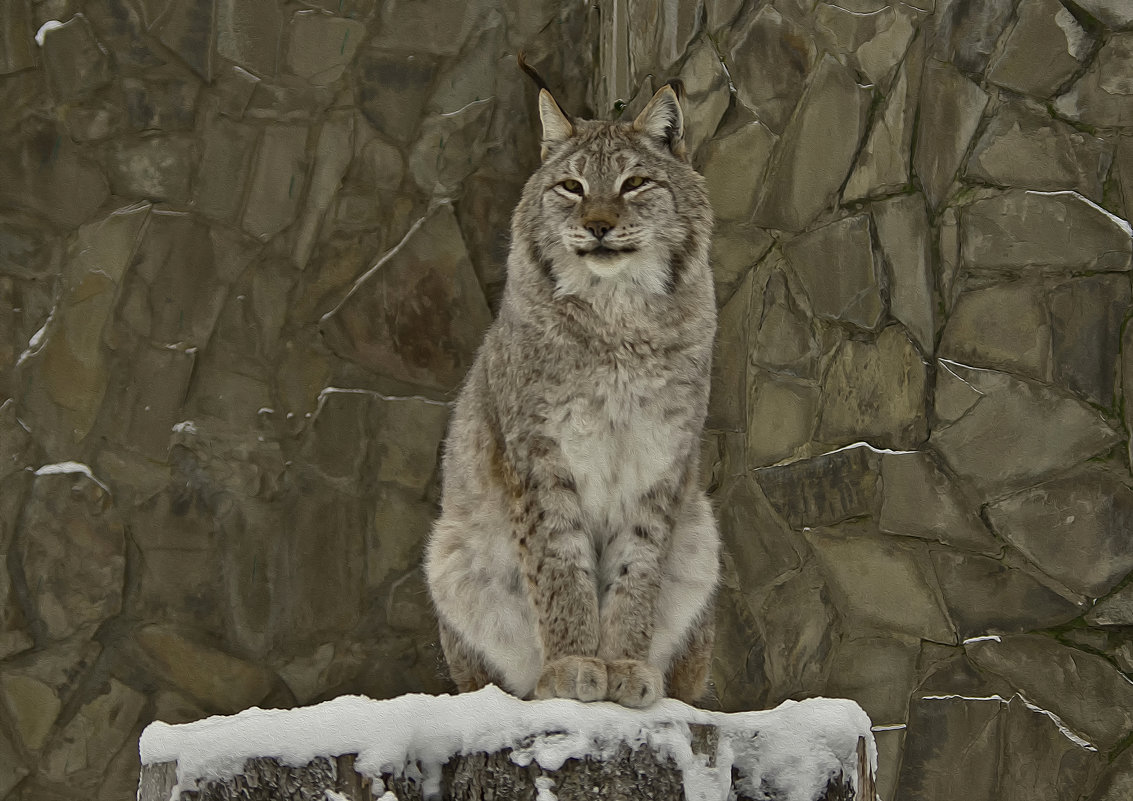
[
  {"x1": 514, "y1": 467, "x2": 606, "y2": 702},
  {"x1": 596, "y1": 492, "x2": 675, "y2": 707}
]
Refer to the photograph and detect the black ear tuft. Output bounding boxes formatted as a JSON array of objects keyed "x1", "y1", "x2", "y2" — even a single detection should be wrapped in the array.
[{"x1": 517, "y1": 51, "x2": 551, "y2": 94}]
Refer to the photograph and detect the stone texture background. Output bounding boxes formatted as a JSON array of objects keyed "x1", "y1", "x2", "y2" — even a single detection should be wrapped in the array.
[{"x1": 1, "y1": 0, "x2": 1132, "y2": 799}]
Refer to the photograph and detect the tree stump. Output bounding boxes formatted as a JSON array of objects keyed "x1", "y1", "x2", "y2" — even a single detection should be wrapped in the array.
[{"x1": 137, "y1": 687, "x2": 877, "y2": 801}]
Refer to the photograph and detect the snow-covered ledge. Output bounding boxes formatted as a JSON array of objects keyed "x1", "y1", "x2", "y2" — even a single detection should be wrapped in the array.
[{"x1": 137, "y1": 686, "x2": 877, "y2": 801}]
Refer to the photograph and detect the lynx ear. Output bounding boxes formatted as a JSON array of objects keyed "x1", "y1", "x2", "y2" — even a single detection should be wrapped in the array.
[
  {"x1": 538, "y1": 89, "x2": 574, "y2": 160},
  {"x1": 633, "y1": 83, "x2": 685, "y2": 157}
]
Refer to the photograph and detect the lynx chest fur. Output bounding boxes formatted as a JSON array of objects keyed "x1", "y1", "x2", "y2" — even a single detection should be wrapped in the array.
[{"x1": 425, "y1": 73, "x2": 720, "y2": 708}]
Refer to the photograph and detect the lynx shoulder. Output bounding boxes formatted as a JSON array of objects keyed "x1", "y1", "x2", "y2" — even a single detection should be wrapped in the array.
[{"x1": 425, "y1": 75, "x2": 719, "y2": 708}]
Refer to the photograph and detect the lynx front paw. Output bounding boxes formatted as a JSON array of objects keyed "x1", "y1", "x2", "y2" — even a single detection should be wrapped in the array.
[
  {"x1": 535, "y1": 656, "x2": 608, "y2": 702},
  {"x1": 606, "y1": 660, "x2": 663, "y2": 708}
]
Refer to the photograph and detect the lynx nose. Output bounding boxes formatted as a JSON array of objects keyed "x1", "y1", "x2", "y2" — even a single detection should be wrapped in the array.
[{"x1": 583, "y1": 217, "x2": 615, "y2": 240}]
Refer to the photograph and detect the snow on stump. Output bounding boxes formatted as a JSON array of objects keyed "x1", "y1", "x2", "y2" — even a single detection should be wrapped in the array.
[{"x1": 137, "y1": 686, "x2": 877, "y2": 801}]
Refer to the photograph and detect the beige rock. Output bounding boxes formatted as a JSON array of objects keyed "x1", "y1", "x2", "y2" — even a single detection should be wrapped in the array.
[
  {"x1": 931, "y1": 550, "x2": 1082, "y2": 638},
  {"x1": 807, "y1": 523, "x2": 956, "y2": 643},
  {"x1": 41, "y1": 678, "x2": 146, "y2": 782},
  {"x1": 41, "y1": 14, "x2": 112, "y2": 101},
  {"x1": 896, "y1": 695, "x2": 1003, "y2": 800},
  {"x1": 726, "y1": 4, "x2": 815, "y2": 135},
  {"x1": 966, "y1": 102, "x2": 1111, "y2": 200},
  {"x1": 0, "y1": 673, "x2": 61, "y2": 750},
  {"x1": 879, "y1": 451, "x2": 997, "y2": 553},
  {"x1": 287, "y1": 10, "x2": 365, "y2": 85},
  {"x1": 1086, "y1": 583, "x2": 1133, "y2": 626},
  {"x1": 708, "y1": 267, "x2": 752, "y2": 431},
  {"x1": 930, "y1": 363, "x2": 1120, "y2": 500},
  {"x1": 746, "y1": 370, "x2": 819, "y2": 467},
  {"x1": 986, "y1": 464, "x2": 1133, "y2": 598},
  {"x1": 914, "y1": 59, "x2": 988, "y2": 210},
  {"x1": 939, "y1": 281, "x2": 1051, "y2": 382},
  {"x1": 320, "y1": 204, "x2": 493, "y2": 392},
  {"x1": 824, "y1": 636, "x2": 919, "y2": 725},
  {"x1": 107, "y1": 136, "x2": 195, "y2": 203},
  {"x1": 817, "y1": 326, "x2": 928, "y2": 450},
  {"x1": 783, "y1": 215, "x2": 883, "y2": 330},
  {"x1": 1054, "y1": 34, "x2": 1133, "y2": 127},
  {"x1": 965, "y1": 634, "x2": 1133, "y2": 750},
  {"x1": 698, "y1": 122, "x2": 776, "y2": 222},
  {"x1": 135, "y1": 625, "x2": 275, "y2": 713},
  {"x1": 242, "y1": 124, "x2": 310, "y2": 240},
  {"x1": 929, "y1": 0, "x2": 1016, "y2": 73},
  {"x1": 1049, "y1": 274, "x2": 1130, "y2": 408},
  {"x1": 873, "y1": 194, "x2": 936, "y2": 355},
  {"x1": 962, "y1": 189, "x2": 1133, "y2": 273},
  {"x1": 754, "y1": 56, "x2": 871, "y2": 231},
  {"x1": 987, "y1": 0, "x2": 1093, "y2": 98}
]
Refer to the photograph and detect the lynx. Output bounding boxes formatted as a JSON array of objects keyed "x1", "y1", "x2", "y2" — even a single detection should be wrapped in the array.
[{"x1": 424, "y1": 69, "x2": 719, "y2": 708}]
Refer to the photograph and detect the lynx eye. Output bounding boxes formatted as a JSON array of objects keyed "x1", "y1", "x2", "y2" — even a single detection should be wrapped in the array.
[
  {"x1": 622, "y1": 175, "x2": 649, "y2": 192},
  {"x1": 560, "y1": 179, "x2": 583, "y2": 194}
]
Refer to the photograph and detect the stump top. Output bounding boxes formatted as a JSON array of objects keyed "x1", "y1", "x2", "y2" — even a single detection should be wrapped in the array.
[{"x1": 140, "y1": 685, "x2": 875, "y2": 801}]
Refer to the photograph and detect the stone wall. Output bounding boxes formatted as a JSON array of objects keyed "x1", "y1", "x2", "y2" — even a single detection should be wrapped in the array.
[{"x1": 0, "y1": 1, "x2": 1131, "y2": 800}]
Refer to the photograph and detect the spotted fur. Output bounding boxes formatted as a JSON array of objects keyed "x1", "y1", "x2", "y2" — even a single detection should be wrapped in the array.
[{"x1": 424, "y1": 82, "x2": 719, "y2": 707}]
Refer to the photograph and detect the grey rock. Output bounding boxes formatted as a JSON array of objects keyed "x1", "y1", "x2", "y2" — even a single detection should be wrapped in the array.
[
  {"x1": 152, "y1": 0, "x2": 216, "y2": 80},
  {"x1": 929, "y1": 0, "x2": 1016, "y2": 74},
  {"x1": 873, "y1": 194, "x2": 935, "y2": 355},
  {"x1": 879, "y1": 451, "x2": 998, "y2": 553},
  {"x1": 0, "y1": 725, "x2": 27, "y2": 798},
  {"x1": 755, "y1": 444, "x2": 880, "y2": 530},
  {"x1": 85, "y1": 0, "x2": 163, "y2": 70},
  {"x1": 844, "y1": 41, "x2": 923, "y2": 202},
  {"x1": 746, "y1": 370, "x2": 819, "y2": 467},
  {"x1": 20, "y1": 203, "x2": 150, "y2": 445},
  {"x1": 16, "y1": 470, "x2": 126, "y2": 641},
  {"x1": 194, "y1": 114, "x2": 258, "y2": 222},
  {"x1": 709, "y1": 222, "x2": 773, "y2": 306},
  {"x1": 41, "y1": 679, "x2": 146, "y2": 782},
  {"x1": 106, "y1": 136, "x2": 196, "y2": 203},
  {"x1": 103, "y1": 344, "x2": 196, "y2": 460},
  {"x1": 287, "y1": 10, "x2": 366, "y2": 85},
  {"x1": 217, "y1": 0, "x2": 282, "y2": 78},
  {"x1": 1075, "y1": 0, "x2": 1133, "y2": 30},
  {"x1": 939, "y1": 281, "x2": 1051, "y2": 382},
  {"x1": 626, "y1": 0, "x2": 698, "y2": 84},
  {"x1": 1055, "y1": 34, "x2": 1133, "y2": 127},
  {"x1": 966, "y1": 102, "x2": 1111, "y2": 201},
  {"x1": 818, "y1": 326, "x2": 928, "y2": 450},
  {"x1": 0, "y1": 0, "x2": 35, "y2": 74},
  {"x1": 757, "y1": 561, "x2": 841, "y2": 704},
  {"x1": 408, "y1": 99, "x2": 493, "y2": 195},
  {"x1": 1086, "y1": 583, "x2": 1133, "y2": 626},
  {"x1": 370, "y1": 0, "x2": 478, "y2": 56},
  {"x1": 783, "y1": 214, "x2": 883, "y2": 330},
  {"x1": 0, "y1": 640, "x2": 101, "y2": 752},
  {"x1": 914, "y1": 59, "x2": 989, "y2": 210},
  {"x1": 754, "y1": 55, "x2": 871, "y2": 231},
  {"x1": 716, "y1": 475, "x2": 804, "y2": 602},
  {"x1": 320, "y1": 204, "x2": 493, "y2": 392},
  {"x1": 749, "y1": 264, "x2": 820, "y2": 377},
  {"x1": 1050, "y1": 274, "x2": 1130, "y2": 408},
  {"x1": 824, "y1": 636, "x2": 919, "y2": 725},
  {"x1": 1115, "y1": 135, "x2": 1133, "y2": 222},
  {"x1": 123, "y1": 74, "x2": 201, "y2": 132},
  {"x1": 294, "y1": 111, "x2": 354, "y2": 268},
  {"x1": 809, "y1": 522, "x2": 955, "y2": 642},
  {"x1": 987, "y1": 0, "x2": 1093, "y2": 98},
  {"x1": 0, "y1": 119, "x2": 110, "y2": 228},
  {"x1": 698, "y1": 121, "x2": 776, "y2": 222},
  {"x1": 930, "y1": 362, "x2": 1120, "y2": 500},
  {"x1": 815, "y1": 1, "x2": 917, "y2": 87},
  {"x1": 369, "y1": 485, "x2": 435, "y2": 591},
  {"x1": 215, "y1": 65, "x2": 262, "y2": 118},
  {"x1": 708, "y1": 267, "x2": 752, "y2": 431},
  {"x1": 242, "y1": 124, "x2": 310, "y2": 240},
  {"x1": 63, "y1": 101, "x2": 125, "y2": 143},
  {"x1": 706, "y1": 0, "x2": 744, "y2": 33},
  {"x1": 726, "y1": 4, "x2": 815, "y2": 135},
  {"x1": 1091, "y1": 746, "x2": 1133, "y2": 801},
  {"x1": 678, "y1": 38, "x2": 731, "y2": 156},
  {"x1": 358, "y1": 49, "x2": 437, "y2": 143},
  {"x1": 895, "y1": 695, "x2": 1004, "y2": 801},
  {"x1": 966, "y1": 634, "x2": 1133, "y2": 750},
  {"x1": 938, "y1": 206, "x2": 962, "y2": 309},
  {"x1": 41, "y1": 14, "x2": 112, "y2": 101},
  {"x1": 371, "y1": 395, "x2": 449, "y2": 493},
  {"x1": 932, "y1": 550, "x2": 1083, "y2": 638},
  {"x1": 1126, "y1": 320, "x2": 1133, "y2": 469},
  {"x1": 961, "y1": 189, "x2": 1132, "y2": 274},
  {"x1": 986, "y1": 464, "x2": 1133, "y2": 598}
]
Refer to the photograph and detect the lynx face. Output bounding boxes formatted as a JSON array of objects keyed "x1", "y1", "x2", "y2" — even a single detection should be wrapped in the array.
[{"x1": 513, "y1": 87, "x2": 710, "y2": 299}]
